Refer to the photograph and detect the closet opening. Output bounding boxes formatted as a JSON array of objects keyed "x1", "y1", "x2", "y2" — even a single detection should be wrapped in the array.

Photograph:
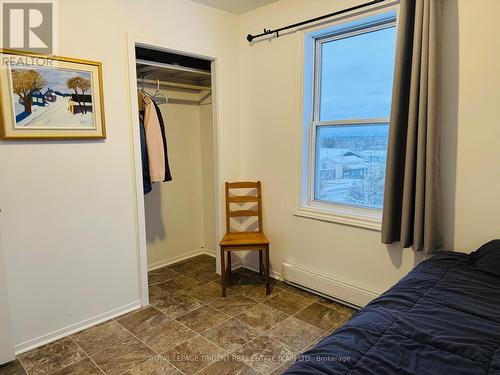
[{"x1": 128, "y1": 41, "x2": 221, "y2": 306}]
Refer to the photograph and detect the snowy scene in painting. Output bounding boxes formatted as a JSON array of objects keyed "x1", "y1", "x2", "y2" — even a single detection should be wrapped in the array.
[{"x1": 10, "y1": 66, "x2": 95, "y2": 129}]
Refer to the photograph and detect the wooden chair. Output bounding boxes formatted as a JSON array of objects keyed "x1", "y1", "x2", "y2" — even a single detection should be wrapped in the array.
[{"x1": 219, "y1": 181, "x2": 270, "y2": 297}]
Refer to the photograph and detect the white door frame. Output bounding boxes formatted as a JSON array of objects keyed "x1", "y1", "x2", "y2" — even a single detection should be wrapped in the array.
[
  {"x1": 0, "y1": 224, "x2": 15, "y2": 364},
  {"x1": 125, "y1": 33, "x2": 222, "y2": 306}
]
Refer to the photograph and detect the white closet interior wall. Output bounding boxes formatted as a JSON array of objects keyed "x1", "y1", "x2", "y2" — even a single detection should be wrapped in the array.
[{"x1": 142, "y1": 83, "x2": 215, "y2": 269}]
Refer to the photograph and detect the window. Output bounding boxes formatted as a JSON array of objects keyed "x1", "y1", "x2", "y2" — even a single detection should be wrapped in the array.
[{"x1": 298, "y1": 11, "x2": 397, "y2": 229}]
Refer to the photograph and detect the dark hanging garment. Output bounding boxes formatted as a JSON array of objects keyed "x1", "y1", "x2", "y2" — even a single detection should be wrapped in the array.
[
  {"x1": 152, "y1": 101, "x2": 172, "y2": 182},
  {"x1": 139, "y1": 113, "x2": 152, "y2": 195}
]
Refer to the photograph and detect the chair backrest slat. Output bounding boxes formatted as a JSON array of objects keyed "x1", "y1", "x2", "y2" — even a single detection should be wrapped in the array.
[
  {"x1": 229, "y1": 209, "x2": 259, "y2": 217},
  {"x1": 228, "y1": 196, "x2": 260, "y2": 203},
  {"x1": 224, "y1": 181, "x2": 263, "y2": 233}
]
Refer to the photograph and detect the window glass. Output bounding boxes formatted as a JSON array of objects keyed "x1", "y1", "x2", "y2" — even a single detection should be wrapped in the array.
[
  {"x1": 319, "y1": 27, "x2": 397, "y2": 121},
  {"x1": 314, "y1": 124, "x2": 389, "y2": 209}
]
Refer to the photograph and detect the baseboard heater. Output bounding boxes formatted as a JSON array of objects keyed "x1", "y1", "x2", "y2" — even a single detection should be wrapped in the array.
[{"x1": 281, "y1": 263, "x2": 382, "y2": 308}]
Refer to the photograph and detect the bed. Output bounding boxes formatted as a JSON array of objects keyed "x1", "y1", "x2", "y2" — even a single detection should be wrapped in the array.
[{"x1": 284, "y1": 240, "x2": 500, "y2": 375}]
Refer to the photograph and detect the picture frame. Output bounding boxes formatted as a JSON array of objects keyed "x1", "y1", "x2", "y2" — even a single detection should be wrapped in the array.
[{"x1": 0, "y1": 49, "x2": 106, "y2": 140}]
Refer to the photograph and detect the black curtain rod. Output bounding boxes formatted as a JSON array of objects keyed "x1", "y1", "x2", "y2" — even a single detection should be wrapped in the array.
[{"x1": 246, "y1": 0, "x2": 386, "y2": 42}]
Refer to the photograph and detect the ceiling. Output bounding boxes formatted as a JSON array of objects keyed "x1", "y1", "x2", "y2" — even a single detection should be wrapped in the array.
[{"x1": 190, "y1": 0, "x2": 278, "y2": 14}]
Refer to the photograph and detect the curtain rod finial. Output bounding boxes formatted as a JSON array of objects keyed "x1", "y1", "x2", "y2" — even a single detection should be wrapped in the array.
[{"x1": 246, "y1": 34, "x2": 254, "y2": 42}]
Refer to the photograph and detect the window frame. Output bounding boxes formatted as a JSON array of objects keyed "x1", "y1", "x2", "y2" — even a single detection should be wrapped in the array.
[{"x1": 296, "y1": 9, "x2": 398, "y2": 231}]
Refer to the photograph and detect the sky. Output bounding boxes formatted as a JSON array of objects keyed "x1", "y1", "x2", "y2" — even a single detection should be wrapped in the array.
[
  {"x1": 12, "y1": 66, "x2": 92, "y2": 94},
  {"x1": 320, "y1": 26, "x2": 397, "y2": 121}
]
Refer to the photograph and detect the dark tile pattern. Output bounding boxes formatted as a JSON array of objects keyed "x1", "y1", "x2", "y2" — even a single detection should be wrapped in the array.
[
  {"x1": 148, "y1": 286, "x2": 168, "y2": 305},
  {"x1": 188, "y1": 282, "x2": 233, "y2": 304},
  {"x1": 0, "y1": 359, "x2": 27, "y2": 375},
  {"x1": 190, "y1": 254, "x2": 217, "y2": 264},
  {"x1": 209, "y1": 294, "x2": 257, "y2": 317},
  {"x1": 284, "y1": 285, "x2": 321, "y2": 301},
  {"x1": 156, "y1": 275, "x2": 200, "y2": 293},
  {"x1": 231, "y1": 283, "x2": 283, "y2": 301},
  {"x1": 123, "y1": 357, "x2": 181, "y2": 375},
  {"x1": 317, "y1": 297, "x2": 356, "y2": 316},
  {"x1": 71, "y1": 320, "x2": 131, "y2": 356},
  {"x1": 269, "y1": 358, "x2": 297, "y2": 375},
  {"x1": 263, "y1": 290, "x2": 314, "y2": 315},
  {"x1": 235, "y1": 303, "x2": 289, "y2": 332},
  {"x1": 136, "y1": 320, "x2": 196, "y2": 353},
  {"x1": 176, "y1": 306, "x2": 230, "y2": 333},
  {"x1": 153, "y1": 294, "x2": 204, "y2": 318},
  {"x1": 148, "y1": 272, "x2": 175, "y2": 286},
  {"x1": 162, "y1": 335, "x2": 226, "y2": 374},
  {"x1": 202, "y1": 319, "x2": 260, "y2": 352},
  {"x1": 294, "y1": 302, "x2": 348, "y2": 331},
  {"x1": 15, "y1": 255, "x2": 356, "y2": 375},
  {"x1": 50, "y1": 358, "x2": 102, "y2": 375},
  {"x1": 196, "y1": 355, "x2": 260, "y2": 375},
  {"x1": 18, "y1": 337, "x2": 86, "y2": 375},
  {"x1": 186, "y1": 265, "x2": 219, "y2": 283},
  {"x1": 267, "y1": 317, "x2": 324, "y2": 351},
  {"x1": 115, "y1": 306, "x2": 170, "y2": 336},
  {"x1": 233, "y1": 335, "x2": 295, "y2": 374},
  {"x1": 90, "y1": 336, "x2": 154, "y2": 375},
  {"x1": 168, "y1": 260, "x2": 208, "y2": 274}
]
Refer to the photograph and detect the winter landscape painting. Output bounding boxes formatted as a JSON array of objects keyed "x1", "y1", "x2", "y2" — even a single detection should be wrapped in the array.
[
  {"x1": 11, "y1": 66, "x2": 95, "y2": 129},
  {"x1": 0, "y1": 51, "x2": 105, "y2": 139}
]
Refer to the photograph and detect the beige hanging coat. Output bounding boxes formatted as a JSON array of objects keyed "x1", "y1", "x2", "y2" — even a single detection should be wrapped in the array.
[{"x1": 137, "y1": 90, "x2": 165, "y2": 182}]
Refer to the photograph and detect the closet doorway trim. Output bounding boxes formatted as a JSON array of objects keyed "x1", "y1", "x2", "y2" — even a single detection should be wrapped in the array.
[{"x1": 126, "y1": 33, "x2": 223, "y2": 306}]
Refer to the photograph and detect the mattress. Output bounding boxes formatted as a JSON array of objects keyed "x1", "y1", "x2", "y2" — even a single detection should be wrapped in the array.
[{"x1": 284, "y1": 240, "x2": 500, "y2": 375}]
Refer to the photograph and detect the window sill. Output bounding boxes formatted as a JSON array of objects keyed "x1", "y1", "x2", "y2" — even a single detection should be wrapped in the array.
[{"x1": 294, "y1": 204, "x2": 382, "y2": 231}]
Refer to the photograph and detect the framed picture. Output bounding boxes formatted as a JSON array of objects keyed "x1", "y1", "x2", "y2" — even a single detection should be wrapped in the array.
[{"x1": 0, "y1": 50, "x2": 106, "y2": 139}]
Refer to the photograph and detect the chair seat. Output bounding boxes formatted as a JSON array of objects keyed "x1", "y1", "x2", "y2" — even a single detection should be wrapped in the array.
[{"x1": 219, "y1": 232, "x2": 270, "y2": 247}]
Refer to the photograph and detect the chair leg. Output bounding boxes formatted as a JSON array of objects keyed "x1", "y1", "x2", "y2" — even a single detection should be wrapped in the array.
[
  {"x1": 227, "y1": 251, "x2": 232, "y2": 278},
  {"x1": 265, "y1": 245, "x2": 271, "y2": 295},
  {"x1": 220, "y1": 247, "x2": 226, "y2": 297},
  {"x1": 259, "y1": 250, "x2": 263, "y2": 276}
]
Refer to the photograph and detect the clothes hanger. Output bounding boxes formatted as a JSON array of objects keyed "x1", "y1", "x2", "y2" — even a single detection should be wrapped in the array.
[
  {"x1": 152, "y1": 79, "x2": 168, "y2": 105},
  {"x1": 139, "y1": 75, "x2": 147, "y2": 93}
]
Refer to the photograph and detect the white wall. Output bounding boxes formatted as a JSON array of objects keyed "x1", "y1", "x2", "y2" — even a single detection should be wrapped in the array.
[
  {"x1": 236, "y1": 0, "x2": 500, "y2": 295},
  {"x1": 440, "y1": 0, "x2": 500, "y2": 251},
  {"x1": 0, "y1": 0, "x2": 239, "y2": 351}
]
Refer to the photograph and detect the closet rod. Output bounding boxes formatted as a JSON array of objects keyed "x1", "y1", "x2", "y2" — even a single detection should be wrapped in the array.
[
  {"x1": 138, "y1": 78, "x2": 211, "y2": 92},
  {"x1": 136, "y1": 58, "x2": 211, "y2": 76},
  {"x1": 246, "y1": 0, "x2": 385, "y2": 42}
]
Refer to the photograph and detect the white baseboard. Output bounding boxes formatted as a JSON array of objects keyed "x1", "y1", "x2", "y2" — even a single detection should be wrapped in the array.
[
  {"x1": 282, "y1": 263, "x2": 381, "y2": 307},
  {"x1": 15, "y1": 300, "x2": 141, "y2": 355},
  {"x1": 147, "y1": 248, "x2": 215, "y2": 272},
  {"x1": 202, "y1": 248, "x2": 216, "y2": 257},
  {"x1": 16, "y1": 251, "x2": 218, "y2": 355}
]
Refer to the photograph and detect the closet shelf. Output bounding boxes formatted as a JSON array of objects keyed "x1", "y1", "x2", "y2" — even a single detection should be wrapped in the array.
[
  {"x1": 137, "y1": 78, "x2": 211, "y2": 92},
  {"x1": 136, "y1": 58, "x2": 210, "y2": 76},
  {"x1": 136, "y1": 58, "x2": 211, "y2": 91}
]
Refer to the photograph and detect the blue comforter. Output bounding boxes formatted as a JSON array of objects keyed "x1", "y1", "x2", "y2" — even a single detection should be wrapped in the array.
[{"x1": 285, "y1": 241, "x2": 500, "y2": 375}]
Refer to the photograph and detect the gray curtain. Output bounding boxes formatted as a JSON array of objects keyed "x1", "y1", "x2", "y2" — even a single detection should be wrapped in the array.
[{"x1": 381, "y1": 0, "x2": 442, "y2": 253}]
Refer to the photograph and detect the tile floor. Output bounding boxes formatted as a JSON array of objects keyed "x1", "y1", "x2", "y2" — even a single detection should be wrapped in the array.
[{"x1": 1, "y1": 254, "x2": 355, "y2": 375}]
